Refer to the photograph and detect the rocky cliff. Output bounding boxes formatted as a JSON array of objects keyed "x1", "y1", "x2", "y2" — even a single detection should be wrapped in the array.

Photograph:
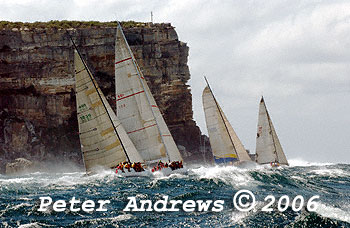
[{"x1": 0, "y1": 21, "x2": 211, "y2": 172}]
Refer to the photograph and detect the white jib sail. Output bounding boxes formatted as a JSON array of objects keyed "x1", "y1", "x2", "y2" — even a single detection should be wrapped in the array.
[
  {"x1": 202, "y1": 86, "x2": 251, "y2": 164},
  {"x1": 255, "y1": 97, "x2": 288, "y2": 165},
  {"x1": 74, "y1": 50, "x2": 143, "y2": 172},
  {"x1": 114, "y1": 24, "x2": 182, "y2": 162}
]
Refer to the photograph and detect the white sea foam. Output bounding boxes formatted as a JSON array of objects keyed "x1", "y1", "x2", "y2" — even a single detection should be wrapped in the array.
[
  {"x1": 309, "y1": 168, "x2": 348, "y2": 177},
  {"x1": 0, "y1": 171, "x2": 95, "y2": 189},
  {"x1": 112, "y1": 214, "x2": 134, "y2": 221},
  {"x1": 190, "y1": 165, "x2": 256, "y2": 187},
  {"x1": 230, "y1": 200, "x2": 265, "y2": 225},
  {"x1": 0, "y1": 177, "x2": 34, "y2": 184},
  {"x1": 230, "y1": 211, "x2": 251, "y2": 224},
  {"x1": 315, "y1": 202, "x2": 350, "y2": 223},
  {"x1": 153, "y1": 172, "x2": 186, "y2": 180},
  {"x1": 290, "y1": 175, "x2": 306, "y2": 182},
  {"x1": 74, "y1": 214, "x2": 134, "y2": 226},
  {"x1": 152, "y1": 167, "x2": 187, "y2": 179},
  {"x1": 11, "y1": 202, "x2": 32, "y2": 210},
  {"x1": 288, "y1": 158, "x2": 334, "y2": 167},
  {"x1": 18, "y1": 222, "x2": 51, "y2": 228},
  {"x1": 18, "y1": 197, "x2": 32, "y2": 201},
  {"x1": 149, "y1": 171, "x2": 188, "y2": 189}
]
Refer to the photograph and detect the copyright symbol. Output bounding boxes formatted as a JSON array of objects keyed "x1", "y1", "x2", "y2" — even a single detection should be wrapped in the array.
[{"x1": 233, "y1": 190, "x2": 256, "y2": 212}]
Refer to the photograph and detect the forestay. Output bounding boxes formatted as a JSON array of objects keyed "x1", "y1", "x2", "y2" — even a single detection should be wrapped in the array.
[
  {"x1": 114, "y1": 24, "x2": 182, "y2": 163},
  {"x1": 74, "y1": 50, "x2": 143, "y2": 172},
  {"x1": 255, "y1": 97, "x2": 288, "y2": 165},
  {"x1": 202, "y1": 86, "x2": 251, "y2": 164}
]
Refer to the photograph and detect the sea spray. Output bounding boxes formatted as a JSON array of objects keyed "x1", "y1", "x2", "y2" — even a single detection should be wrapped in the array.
[{"x1": 1, "y1": 162, "x2": 349, "y2": 227}]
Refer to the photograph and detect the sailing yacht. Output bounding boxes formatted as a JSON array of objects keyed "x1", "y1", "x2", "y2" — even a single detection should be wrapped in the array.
[
  {"x1": 114, "y1": 22, "x2": 183, "y2": 171},
  {"x1": 255, "y1": 97, "x2": 289, "y2": 166},
  {"x1": 202, "y1": 78, "x2": 252, "y2": 165},
  {"x1": 73, "y1": 39, "x2": 144, "y2": 174}
]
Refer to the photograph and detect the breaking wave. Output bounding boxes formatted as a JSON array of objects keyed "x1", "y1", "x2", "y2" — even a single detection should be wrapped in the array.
[{"x1": 1, "y1": 162, "x2": 349, "y2": 227}]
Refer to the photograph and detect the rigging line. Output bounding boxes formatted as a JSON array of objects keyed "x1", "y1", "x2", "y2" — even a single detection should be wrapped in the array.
[
  {"x1": 204, "y1": 76, "x2": 240, "y2": 161},
  {"x1": 116, "y1": 22, "x2": 172, "y2": 162},
  {"x1": 68, "y1": 32, "x2": 131, "y2": 163}
]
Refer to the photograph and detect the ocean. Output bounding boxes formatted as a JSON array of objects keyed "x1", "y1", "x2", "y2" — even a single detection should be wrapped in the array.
[{"x1": 1, "y1": 160, "x2": 349, "y2": 227}]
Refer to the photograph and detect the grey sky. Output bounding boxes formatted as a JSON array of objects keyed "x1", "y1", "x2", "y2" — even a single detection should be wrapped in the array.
[{"x1": 1, "y1": 0, "x2": 349, "y2": 163}]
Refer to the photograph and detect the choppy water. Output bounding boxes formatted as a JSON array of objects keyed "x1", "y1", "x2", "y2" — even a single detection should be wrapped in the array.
[{"x1": 1, "y1": 160, "x2": 349, "y2": 227}]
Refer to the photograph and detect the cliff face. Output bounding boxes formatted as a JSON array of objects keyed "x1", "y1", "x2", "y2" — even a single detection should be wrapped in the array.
[{"x1": 0, "y1": 22, "x2": 210, "y2": 172}]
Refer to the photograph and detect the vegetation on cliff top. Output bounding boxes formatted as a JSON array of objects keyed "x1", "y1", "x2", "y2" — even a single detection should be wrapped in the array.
[{"x1": 0, "y1": 20, "x2": 147, "y2": 30}]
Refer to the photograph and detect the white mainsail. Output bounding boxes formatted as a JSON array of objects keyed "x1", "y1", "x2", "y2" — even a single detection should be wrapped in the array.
[
  {"x1": 74, "y1": 48, "x2": 143, "y2": 172},
  {"x1": 255, "y1": 97, "x2": 288, "y2": 165},
  {"x1": 114, "y1": 23, "x2": 182, "y2": 163},
  {"x1": 202, "y1": 85, "x2": 251, "y2": 164}
]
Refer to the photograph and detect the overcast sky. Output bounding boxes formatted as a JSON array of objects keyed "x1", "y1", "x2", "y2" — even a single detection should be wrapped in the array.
[{"x1": 1, "y1": 0, "x2": 349, "y2": 163}]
